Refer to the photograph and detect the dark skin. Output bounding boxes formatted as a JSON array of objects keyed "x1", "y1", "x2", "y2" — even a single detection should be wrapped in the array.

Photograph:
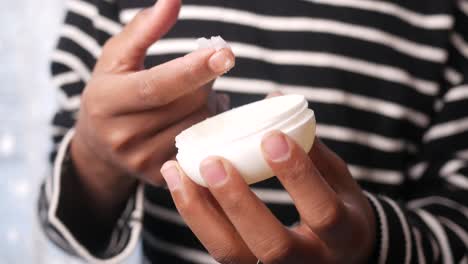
[{"x1": 61, "y1": 0, "x2": 376, "y2": 261}]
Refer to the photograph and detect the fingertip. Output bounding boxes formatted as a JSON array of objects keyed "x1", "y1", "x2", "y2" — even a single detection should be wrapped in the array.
[
  {"x1": 208, "y1": 48, "x2": 236, "y2": 74},
  {"x1": 160, "y1": 160, "x2": 182, "y2": 191},
  {"x1": 110, "y1": 0, "x2": 181, "y2": 72},
  {"x1": 146, "y1": 0, "x2": 181, "y2": 39},
  {"x1": 222, "y1": 48, "x2": 236, "y2": 66},
  {"x1": 160, "y1": 160, "x2": 179, "y2": 173},
  {"x1": 261, "y1": 130, "x2": 280, "y2": 149},
  {"x1": 186, "y1": 47, "x2": 235, "y2": 74},
  {"x1": 199, "y1": 156, "x2": 223, "y2": 171},
  {"x1": 261, "y1": 130, "x2": 291, "y2": 163},
  {"x1": 200, "y1": 156, "x2": 229, "y2": 188}
]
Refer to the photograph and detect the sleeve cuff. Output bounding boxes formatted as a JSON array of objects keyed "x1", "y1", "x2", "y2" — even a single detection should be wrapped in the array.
[
  {"x1": 364, "y1": 192, "x2": 413, "y2": 264},
  {"x1": 43, "y1": 128, "x2": 144, "y2": 263}
]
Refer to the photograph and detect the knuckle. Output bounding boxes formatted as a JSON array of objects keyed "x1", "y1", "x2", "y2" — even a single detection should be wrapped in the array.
[
  {"x1": 259, "y1": 237, "x2": 295, "y2": 264},
  {"x1": 310, "y1": 199, "x2": 344, "y2": 232},
  {"x1": 126, "y1": 153, "x2": 150, "y2": 172},
  {"x1": 139, "y1": 74, "x2": 166, "y2": 106},
  {"x1": 141, "y1": 77, "x2": 156, "y2": 98},
  {"x1": 81, "y1": 89, "x2": 94, "y2": 112},
  {"x1": 181, "y1": 56, "x2": 198, "y2": 85},
  {"x1": 81, "y1": 85, "x2": 93, "y2": 103},
  {"x1": 281, "y1": 157, "x2": 311, "y2": 184},
  {"x1": 106, "y1": 130, "x2": 132, "y2": 153},
  {"x1": 220, "y1": 191, "x2": 246, "y2": 215},
  {"x1": 101, "y1": 38, "x2": 138, "y2": 73},
  {"x1": 210, "y1": 246, "x2": 242, "y2": 264},
  {"x1": 101, "y1": 40, "x2": 130, "y2": 72},
  {"x1": 102, "y1": 37, "x2": 117, "y2": 53},
  {"x1": 176, "y1": 195, "x2": 199, "y2": 215},
  {"x1": 82, "y1": 79, "x2": 112, "y2": 117},
  {"x1": 86, "y1": 103, "x2": 106, "y2": 119}
]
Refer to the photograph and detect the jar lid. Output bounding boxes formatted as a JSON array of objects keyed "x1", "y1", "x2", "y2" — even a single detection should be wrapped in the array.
[{"x1": 176, "y1": 94, "x2": 308, "y2": 151}]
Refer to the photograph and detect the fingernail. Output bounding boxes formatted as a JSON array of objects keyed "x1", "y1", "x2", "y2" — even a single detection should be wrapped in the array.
[
  {"x1": 209, "y1": 50, "x2": 234, "y2": 74},
  {"x1": 200, "y1": 159, "x2": 228, "y2": 187},
  {"x1": 263, "y1": 132, "x2": 290, "y2": 162},
  {"x1": 161, "y1": 162, "x2": 181, "y2": 191}
]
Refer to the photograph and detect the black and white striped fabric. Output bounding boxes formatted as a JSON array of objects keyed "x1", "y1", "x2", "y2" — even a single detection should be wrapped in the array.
[{"x1": 39, "y1": 0, "x2": 468, "y2": 263}]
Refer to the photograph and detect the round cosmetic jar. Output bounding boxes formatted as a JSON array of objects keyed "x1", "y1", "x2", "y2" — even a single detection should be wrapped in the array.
[{"x1": 175, "y1": 94, "x2": 316, "y2": 187}]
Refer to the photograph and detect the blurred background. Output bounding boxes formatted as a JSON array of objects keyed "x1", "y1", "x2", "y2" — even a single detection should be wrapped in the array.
[{"x1": 0, "y1": 1, "x2": 140, "y2": 263}]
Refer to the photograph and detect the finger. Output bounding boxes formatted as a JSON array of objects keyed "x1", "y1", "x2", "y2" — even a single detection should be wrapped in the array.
[
  {"x1": 98, "y1": 0, "x2": 181, "y2": 72},
  {"x1": 118, "y1": 107, "x2": 210, "y2": 184},
  {"x1": 104, "y1": 48, "x2": 235, "y2": 113},
  {"x1": 199, "y1": 157, "x2": 297, "y2": 262},
  {"x1": 261, "y1": 131, "x2": 348, "y2": 249},
  {"x1": 111, "y1": 86, "x2": 210, "y2": 136},
  {"x1": 308, "y1": 138, "x2": 361, "y2": 195},
  {"x1": 161, "y1": 161, "x2": 256, "y2": 263},
  {"x1": 309, "y1": 138, "x2": 375, "y2": 224}
]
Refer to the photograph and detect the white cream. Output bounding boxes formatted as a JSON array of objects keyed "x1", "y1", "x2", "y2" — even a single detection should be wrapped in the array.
[
  {"x1": 176, "y1": 95, "x2": 316, "y2": 187},
  {"x1": 196, "y1": 36, "x2": 231, "y2": 51}
]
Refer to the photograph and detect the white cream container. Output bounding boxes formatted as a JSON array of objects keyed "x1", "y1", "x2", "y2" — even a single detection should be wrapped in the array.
[{"x1": 175, "y1": 94, "x2": 316, "y2": 187}]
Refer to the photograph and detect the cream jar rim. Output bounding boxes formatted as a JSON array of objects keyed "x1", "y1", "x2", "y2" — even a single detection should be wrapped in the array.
[
  {"x1": 176, "y1": 95, "x2": 312, "y2": 151},
  {"x1": 176, "y1": 109, "x2": 315, "y2": 157}
]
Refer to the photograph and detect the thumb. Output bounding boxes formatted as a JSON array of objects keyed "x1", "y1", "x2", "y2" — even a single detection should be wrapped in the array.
[{"x1": 98, "y1": 0, "x2": 181, "y2": 73}]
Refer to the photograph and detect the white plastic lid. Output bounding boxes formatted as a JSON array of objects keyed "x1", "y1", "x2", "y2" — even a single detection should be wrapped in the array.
[{"x1": 176, "y1": 94, "x2": 308, "y2": 150}]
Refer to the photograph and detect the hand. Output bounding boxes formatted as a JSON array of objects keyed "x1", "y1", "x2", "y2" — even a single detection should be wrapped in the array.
[
  {"x1": 161, "y1": 131, "x2": 375, "y2": 263},
  {"x1": 71, "y1": 0, "x2": 235, "y2": 193}
]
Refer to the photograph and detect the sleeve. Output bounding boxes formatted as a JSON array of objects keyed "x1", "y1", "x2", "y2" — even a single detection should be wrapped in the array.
[
  {"x1": 37, "y1": 0, "x2": 144, "y2": 262},
  {"x1": 365, "y1": 2, "x2": 468, "y2": 263}
]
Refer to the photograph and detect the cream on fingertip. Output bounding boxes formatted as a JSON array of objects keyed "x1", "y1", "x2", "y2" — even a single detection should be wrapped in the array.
[{"x1": 196, "y1": 36, "x2": 231, "y2": 51}]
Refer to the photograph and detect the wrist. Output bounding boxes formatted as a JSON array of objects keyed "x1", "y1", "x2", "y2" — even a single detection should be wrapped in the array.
[
  {"x1": 70, "y1": 133, "x2": 137, "y2": 212},
  {"x1": 54, "y1": 131, "x2": 138, "y2": 250}
]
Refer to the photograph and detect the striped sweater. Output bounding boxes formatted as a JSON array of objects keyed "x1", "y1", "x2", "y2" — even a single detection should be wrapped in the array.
[{"x1": 39, "y1": 0, "x2": 468, "y2": 263}]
